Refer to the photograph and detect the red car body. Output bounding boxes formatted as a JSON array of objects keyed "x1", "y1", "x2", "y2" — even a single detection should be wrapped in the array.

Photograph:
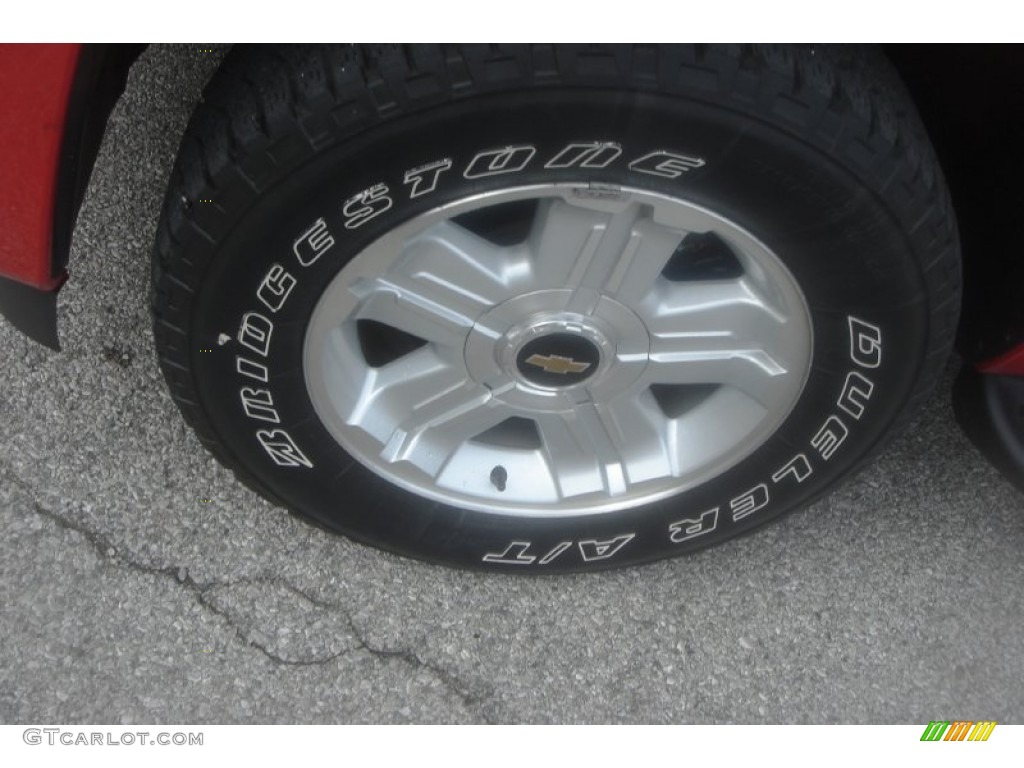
[{"x1": 0, "y1": 44, "x2": 78, "y2": 293}]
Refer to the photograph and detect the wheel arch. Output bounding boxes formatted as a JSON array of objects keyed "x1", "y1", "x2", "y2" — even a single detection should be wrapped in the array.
[
  {"x1": 883, "y1": 44, "x2": 1024, "y2": 364},
  {"x1": 0, "y1": 43, "x2": 145, "y2": 349}
]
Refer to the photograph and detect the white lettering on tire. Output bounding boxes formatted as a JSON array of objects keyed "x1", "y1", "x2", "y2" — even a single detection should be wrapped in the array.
[
  {"x1": 848, "y1": 316, "x2": 883, "y2": 368},
  {"x1": 380, "y1": 143, "x2": 711, "y2": 227},
  {"x1": 810, "y1": 415, "x2": 849, "y2": 461},
  {"x1": 236, "y1": 357, "x2": 269, "y2": 383},
  {"x1": 628, "y1": 150, "x2": 705, "y2": 178},
  {"x1": 538, "y1": 541, "x2": 574, "y2": 565},
  {"x1": 730, "y1": 483, "x2": 770, "y2": 522},
  {"x1": 771, "y1": 453, "x2": 813, "y2": 485},
  {"x1": 343, "y1": 184, "x2": 393, "y2": 229},
  {"x1": 482, "y1": 541, "x2": 536, "y2": 565},
  {"x1": 292, "y1": 217, "x2": 335, "y2": 266},
  {"x1": 257, "y1": 264, "x2": 297, "y2": 313},
  {"x1": 239, "y1": 387, "x2": 280, "y2": 424},
  {"x1": 233, "y1": 243, "x2": 316, "y2": 469},
  {"x1": 404, "y1": 159, "x2": 453, "y2": 198},
  {"x1": 668, "y1": 508, "x2": 719, "y2": 543},
  {"x1": 237, "y1": 312, "x2": 273, "y2": 358},
  {"x1": 463, "y1": 145, "x2": 537, "y2": 179},
  {"x1": 544, "y1": 141, "x2": 622, "y2": 169},
  {"x1": 578, "y1": 534, "x2": 635, "y2": 562},
  {"x1": 481, "y1": 534, "x2": 634, "y2": 566},
  {"x1": 837, "y1": 371, "x2": 874, "y2": 420},
  {"x1": 256, "y1": 429, "x2": 314, "y2": 469}
]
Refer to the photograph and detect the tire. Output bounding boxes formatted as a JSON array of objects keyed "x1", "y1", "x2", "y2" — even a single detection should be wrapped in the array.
[{"x1": 152, "y1": 44, "x2": 960, "y2": 572}]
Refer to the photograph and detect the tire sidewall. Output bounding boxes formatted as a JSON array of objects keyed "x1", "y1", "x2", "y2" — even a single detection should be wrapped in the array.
[{"x1": 185, "y1": 88, "x2": 929, "y2": 571}]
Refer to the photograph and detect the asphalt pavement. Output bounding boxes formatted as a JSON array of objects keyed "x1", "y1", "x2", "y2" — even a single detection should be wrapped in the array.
[{"x1": 1, "y1": 44, "x2": 1022, "y2": 724}]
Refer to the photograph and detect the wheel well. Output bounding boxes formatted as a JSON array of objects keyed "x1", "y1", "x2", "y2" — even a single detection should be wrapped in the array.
[{"x1": 884, "y1": 44, "x2": 1024, "y2": 362}]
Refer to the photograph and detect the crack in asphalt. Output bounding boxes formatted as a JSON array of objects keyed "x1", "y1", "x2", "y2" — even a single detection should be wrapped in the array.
[
  {"x1": 6, "y1": 464, "x2": 491, "y2": 721},
  {"x1": 188, "y1": 582, "x2": 353, "y2": 669},
  {"x1": 346, "y1": 623, "x2": 497, "y2": 724}
]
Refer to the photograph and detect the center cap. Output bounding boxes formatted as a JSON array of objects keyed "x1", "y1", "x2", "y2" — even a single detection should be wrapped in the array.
[{"x1": 515, "y1": 332, "x2": 601, "y2": 388}]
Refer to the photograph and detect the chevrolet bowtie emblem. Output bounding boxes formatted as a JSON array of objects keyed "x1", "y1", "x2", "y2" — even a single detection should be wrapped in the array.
[{"x1": 525, "y1": 353, "x2": 592, "y2": 375}]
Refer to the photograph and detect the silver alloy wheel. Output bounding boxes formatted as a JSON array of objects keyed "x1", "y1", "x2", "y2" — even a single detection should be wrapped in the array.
[{"x1": 304, "y1": 184, "x2": 813, "y2": 517}]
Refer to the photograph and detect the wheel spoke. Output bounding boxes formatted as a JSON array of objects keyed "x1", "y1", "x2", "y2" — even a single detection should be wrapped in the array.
[
  {"x1": 399, "y1": 220, "x2": 529, "y2": 306},
  {"x1": 380, "y1": 384, "x2": 511, "y2": 478},
  {"x1": 350, "y1": 273, "x2": 478, "y2": 349},
  {"x1": 536, "y1": 410, "x2": 613, "y2": 499},
  {"x1": 350, "y1": 220, "x2": 526, "y2": 348},
  {"x1": 535, "y1": 394, "x2": 670, "y2": 499},
  {"x1": 344, "y1": 344, "x2": 512, "y2": 477},
  {"x1": 526, "y1": 195, "x2": 690, "y2": 312},
  {"x1": 641, "y1": 278, "x2": 802, "y2": 410},
  {"x1": 602, "y1": 217, "x2": 688, "y2": 305},
  {"x1": 527, "y1": 198, "x2": 636, "y2": 292},
  {"x1": 346, "y1": 347, "x2": 464, "y2": 440},
  {"x1": 601, "y1": 392, "x2": 678, "y2": 482}
]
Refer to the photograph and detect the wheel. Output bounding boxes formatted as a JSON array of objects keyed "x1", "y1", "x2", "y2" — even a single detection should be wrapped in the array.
[{"x1": 152, "y1": 44, "x2": 960, "y2": 572}]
